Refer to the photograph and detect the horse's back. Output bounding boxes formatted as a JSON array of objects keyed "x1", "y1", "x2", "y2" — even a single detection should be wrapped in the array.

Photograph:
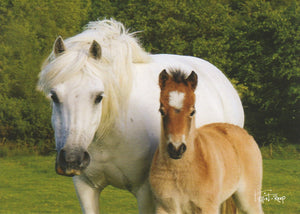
[{"x1": 135, "y1": 54, "x2": 244, "y2": 127}]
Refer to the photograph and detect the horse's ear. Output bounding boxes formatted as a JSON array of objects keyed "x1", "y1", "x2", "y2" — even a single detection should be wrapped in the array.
[
  {"x1": 186, "y1": 71, "x2": 198, "y2": 91},
  {"x1": 54, "y1": 36, "x2": 66, "y2": 56},
  {"x1": 159, "y1": 69, "x2": 169, "y2": 89},
  {"x1": 89, "y1": 40, "x2": 102, "y2": 60}
]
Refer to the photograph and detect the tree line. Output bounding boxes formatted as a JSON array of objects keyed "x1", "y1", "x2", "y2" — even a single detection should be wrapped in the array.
[{"x1": 0, "y1": 0, "x2": 299, "y2": 154}]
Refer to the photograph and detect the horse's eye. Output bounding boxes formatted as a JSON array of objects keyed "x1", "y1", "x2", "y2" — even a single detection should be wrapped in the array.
[
  {"x1": 190, "y1": 110, "x2": 196, "y2": 117},
  {"x1": 95, "y1": 94, "x2": 103, "y2": 104},
  {"x1": 159, "y1": 108, "x2": 166, "y2": 117},
  {"x1": 51, "y1": 92, "x2": 59, "y2": 104}
]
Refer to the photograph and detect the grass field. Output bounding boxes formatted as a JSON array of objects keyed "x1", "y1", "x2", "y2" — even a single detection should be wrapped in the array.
[{"x1": 0, "y1": 155, "x2": 299, "y2": 213}]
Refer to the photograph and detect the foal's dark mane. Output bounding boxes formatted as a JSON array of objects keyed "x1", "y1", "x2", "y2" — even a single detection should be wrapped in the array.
[{"x1": 169, "y1": 68, "x2": 189, "y2": 85}]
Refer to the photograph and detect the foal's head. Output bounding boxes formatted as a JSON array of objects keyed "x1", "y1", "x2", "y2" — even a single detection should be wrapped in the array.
[{"x1": 159, "y1": 69, "x2": 198, "y2": 159}]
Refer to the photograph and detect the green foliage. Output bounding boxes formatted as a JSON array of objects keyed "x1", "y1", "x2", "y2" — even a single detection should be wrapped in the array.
[
  {"x1": 0, "y1": 0, "x2": 91, "y2": 153},
  {"x1": 89, "y1": 0, "x2": 233, "y2": 69},
  {"x1": 225, "y1": 0, "x2": 300, "y2": 145},
  {"x1": 0, "y1": 0, "x2": 298, "y2": 153}
]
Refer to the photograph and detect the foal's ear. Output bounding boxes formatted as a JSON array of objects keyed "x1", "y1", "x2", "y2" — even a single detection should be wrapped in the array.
[
  {"x1": 159, "y1": 69, "x2": 169, "y2": 89},
  {"x1": 54, "y1": 36, "x2": 66, "y2": 56},
  {"x1": 89, "y1": 40, "x2": 102, "y2": 60},
  {"x1": 186, "y1": 71, "x2": 198, "y2": 91}
]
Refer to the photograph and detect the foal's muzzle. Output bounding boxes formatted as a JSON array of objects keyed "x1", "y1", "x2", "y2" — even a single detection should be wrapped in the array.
[
  {"x1": 56, "y1": 148, "x2": 90, "y2": 177},
  {"x1": 167, "y1": 143, "x2": 186, "y2": 159}
]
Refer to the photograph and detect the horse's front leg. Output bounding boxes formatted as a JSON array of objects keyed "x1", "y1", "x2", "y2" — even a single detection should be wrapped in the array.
[{"x1": 73, "y1": 176, "x2": 103, "y2": 214}]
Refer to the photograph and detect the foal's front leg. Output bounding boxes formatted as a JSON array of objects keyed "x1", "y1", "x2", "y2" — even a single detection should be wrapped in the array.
[
  {"x1": 201, "y1": 203, "x2": 220, "y2": 214},
  {"x1": 154, "y1": 198, "x2": 177, "y2": 214},
  {"x1": 73, "y1": 176, "x2": 103, "y2": 214},
  {"x1": 156, "y1": 205, "x2": 170, "y2": 214}
]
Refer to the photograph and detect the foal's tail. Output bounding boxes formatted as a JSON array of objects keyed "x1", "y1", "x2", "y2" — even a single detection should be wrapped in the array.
[{"x1": 221, "y1": 197, "x2": 239, "y2": 214}]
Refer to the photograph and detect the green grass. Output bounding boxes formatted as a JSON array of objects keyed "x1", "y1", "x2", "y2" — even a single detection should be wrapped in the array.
[
  {"x1": 0, "y1": 155, "x2": 137, "y2": 214},
  {"x1": 261, "y1": 159, "x2": 300, "y2": 213},
  {"x1": 260, "y1": 144, "x2": 300, "y2": 160},
  {"x1": 0, "y1": 155, "x2": 299, "y2": 213}
]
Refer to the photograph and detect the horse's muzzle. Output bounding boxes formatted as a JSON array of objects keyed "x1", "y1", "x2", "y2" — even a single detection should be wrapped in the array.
[
  {"x1": 55, "y1": 148, "x2": 90, "y2": 177},
  {"x1": 167, "y1": 143, "x2": 186, "y2": 159}
]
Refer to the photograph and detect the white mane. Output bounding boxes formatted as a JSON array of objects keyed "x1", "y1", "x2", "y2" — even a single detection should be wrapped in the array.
[{"x1": 38, "y1": 19, "x2": 151, "y2": 138}]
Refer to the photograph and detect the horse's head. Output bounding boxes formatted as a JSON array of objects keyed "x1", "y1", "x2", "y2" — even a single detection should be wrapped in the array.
[
  {"x1": 39, "y1": 20, "x2": 150, "y2": 176},
  {"x1": 158, "y1": 69, "x2": 198, "y2": 159},
  {"x1": 45, "y1": 37, "x2": 104, "y2": 176}
]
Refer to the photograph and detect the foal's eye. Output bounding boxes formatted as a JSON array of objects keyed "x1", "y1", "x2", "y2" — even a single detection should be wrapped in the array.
[
  {"x1": 50, "y1": 92, "x2": 59, "y2": 104},
  {"x1": 94, "y1": 94, "x2": 103, "y2": 104},
  {"x1": 190, "y1": 110, "x2": 196, "y2": 117},
  {"x1": 159, "y1": 108, "x2": 166, "y2": 117}
]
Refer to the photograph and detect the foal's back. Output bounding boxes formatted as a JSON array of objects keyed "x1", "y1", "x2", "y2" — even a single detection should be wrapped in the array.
[
  {"x1": 194, "y1": 123, "x2": 263, "y2": 213},
  {"x1": 195, "y1": 123, "x2": 262, "y2": 175}
]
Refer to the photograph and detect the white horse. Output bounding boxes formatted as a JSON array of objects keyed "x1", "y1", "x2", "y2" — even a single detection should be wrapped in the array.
[{"x1": 38, "y1": 19, "x2": 244, "y2": 214}]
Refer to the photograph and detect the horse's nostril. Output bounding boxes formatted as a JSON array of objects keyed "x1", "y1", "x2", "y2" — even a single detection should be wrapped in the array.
[
  {"x1": 81, "y1": 151, "x2": 90, "y2": 168},
  {"x1": 58, "y1": 149, "x2": 67, "y2": 166},
  {"x1": 58, "y1": 149, "x2": 90, "y2": 169},
  {"x1": 56, "y1": 148, "x2": 90, "y2": 176},
  {"x1": 167, "y1": 142, "x2": 186, "y2": 159},
  {"x1": 179, "y1": 143, "x2": 186, "y2": 154},
  {"x1": 167, "y1": 143, "x2": 176, "y2": 152}
]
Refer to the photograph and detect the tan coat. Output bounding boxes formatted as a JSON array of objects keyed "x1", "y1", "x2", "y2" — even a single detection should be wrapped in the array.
[{"x1": 150, "y1": 70, "x2": 263, "y2": 214}]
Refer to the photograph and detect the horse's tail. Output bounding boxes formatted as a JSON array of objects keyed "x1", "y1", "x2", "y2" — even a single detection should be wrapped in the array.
[{"x1": 221, "y1": 197, "x2": 239, "y2": 214}]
